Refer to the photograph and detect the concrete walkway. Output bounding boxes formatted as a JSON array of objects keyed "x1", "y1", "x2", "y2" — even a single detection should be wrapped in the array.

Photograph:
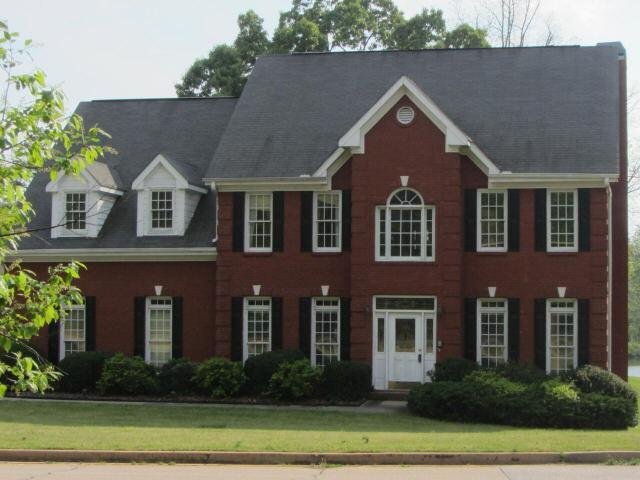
[{"x1": 1, "y1": 463, "x2": 639, "y2": 479}]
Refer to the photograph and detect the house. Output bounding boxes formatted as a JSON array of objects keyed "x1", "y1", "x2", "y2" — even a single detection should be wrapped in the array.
[{"x1": 16, "y1": 44, "x2": 629, "y2": 389}]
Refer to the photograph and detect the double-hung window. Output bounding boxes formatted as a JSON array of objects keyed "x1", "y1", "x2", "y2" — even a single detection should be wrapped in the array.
[
  {"x1": 477, "y1": 189, "x2": 507, "y2": 252},
  {"x1": 547, "y1": 190, "x2": 577, "y2": 252},
  {"x1": 476, "y1": 299, "x2": 508, "y2": 367},
  {"x1": 313, "y1": 191, "x2": 341, "y2": 252},
  {"x1": 244, "y1": 298, "x2": 271, "y2": 360},
  {"x1": 245, "y1": 193, "x2": 272, "y2": 251},
  {"x1": 376, "y1": 188, "x2": 435, "y2": 261},
  {"x1": 546, "y1": 299, "x2": 577, "y2": 373},
  {"x1": 65, "y1": 193, "x2": 86, "y2": 231},
  {"x1": 150, "y1": 190, "x2": 173, "y2": 232},
  {"x1": 312, "y1": 298, "x2": 340, "y2": 367},
  {"x1": 60, "y1": 305, "x2": 86, "y2": 360},
  {"x1": 146, "y1": 297, "x2": 173, "y2": 367}
]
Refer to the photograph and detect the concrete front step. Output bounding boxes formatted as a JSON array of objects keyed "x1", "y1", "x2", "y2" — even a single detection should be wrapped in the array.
[{"x1": 369, "y1": 389, "x2": 409, "y2": 401}]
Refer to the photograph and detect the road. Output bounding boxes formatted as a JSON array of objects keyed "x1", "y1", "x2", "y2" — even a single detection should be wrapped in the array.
[{"x1": 1, "y1": 463, "x2": 639, "y2": 480}]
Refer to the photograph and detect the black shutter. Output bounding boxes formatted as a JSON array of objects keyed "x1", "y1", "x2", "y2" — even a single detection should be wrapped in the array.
[
  {"x1": 300, "y1": 192, "x2": 313, "y2": 252},
  {"x1": 340, "y1": 298, "x2": 351, "y2": 361},
  {"x1": 578, "y1": 189, "x2": 591, "y2": 252},
  {"x1": 578, "y1": 299, "x2": 590, "y2": 366},
  {"x1": 273, "y1": 192, "x2": 284, "y2": 252},
  {"x1": 48, "y1": 322, "x2": 60, "y2": 364},
  {"x1": 231, "y1": 297, "x2": 243, "y2": 361},
  {"x1": 271, "y1": 297, "x2": 283, "y2": 350},
  {"x1": 341, "y1": 190, "x2": 352, "y2": 251},
  {"x1": 534, "y1": 189, "x2": 547, "y2": 251},
  {"x1": 507, "y1": 298, "x2": 520, "y2": 362},
  {"x1": 463, "y1": 298, "x2": 477, "y2": 361},
  {"x1": 299, "y1": 297, "x2": 312, "y2": 358},
  {"x1": 85, "y1": 296, "x2": 96, "y2": 352},
  {"x1": 507, "y1": 190, "x2": 520, "y2": 252},
  {"x1": 534, "y1": 299, "x2": 547, "y2": 370},
  {"x1": 134, "y1": 297, "x2": 146, "y2": 358},
  {"x1": 232, "y1": 192, "x2": 245, "y2": 252},
  {"x1": 464, "y1": 189, "x2": 477, "y2": 252},
  {"x1": 172, "y1": 297, "x2": 183, "y2": 359}
]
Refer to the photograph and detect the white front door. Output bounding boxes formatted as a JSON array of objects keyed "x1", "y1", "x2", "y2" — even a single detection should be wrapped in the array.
[{"x1": 389, "y1": 313, "x2": 424, "y2": 383}]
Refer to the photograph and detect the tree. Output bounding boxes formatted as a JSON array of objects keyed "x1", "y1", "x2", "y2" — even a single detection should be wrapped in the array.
[
  {"x1": 0, "y1": 23, "x2": 110, "y2": 396},
  {"x1": 629, "y1": 228, "x2": 640, "y2": 347},
  {"x1": 482, "y1": 0, "x2": 553, "y2": 47},
  {"x1": 176, "y1": 0, "x2": 490, "y2": 97}
]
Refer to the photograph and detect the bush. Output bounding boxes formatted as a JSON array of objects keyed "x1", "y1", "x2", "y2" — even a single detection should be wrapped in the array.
[
  {"x1": 243, "y1": 350, "x2": 304, "y2": 396},
  {"x1": 320, "y1": 361, "x2": 372, "y2": 401},
  {"x1": 96, "y1": 354, "x2": 158, "y2": 396},
  {"x1": 629, "y1": 341, "x2": 640, "y2": 358},
  {"x1": 575, "y1": 393, "x2": 638, "y2": 429},
  {"x1": 428, "y1": 357, "x2": 477, "y2": 382},
  {"x1": 194, "y1": 357, "x2": 245, "y2": 398},
  {"x1": 570, "y1": 365, "x2": 638, "y2": 403},
  {"x1": 57, "y1": 351, "x2": 113, "y2": 393},
  {"x1": 157, "y1": 358, "x2": 198, "y2": 396},
  {"x1": 491, "y1": 362, "x2": 547, "y2": 384},
  {"x1": 267, "y1": 359, "x2": 321, "y2": 401}
]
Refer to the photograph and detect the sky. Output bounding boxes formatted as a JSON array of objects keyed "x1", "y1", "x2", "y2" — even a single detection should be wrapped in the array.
[{"x1": 4, "y1": 0, "x2": 640, "y2": 230}]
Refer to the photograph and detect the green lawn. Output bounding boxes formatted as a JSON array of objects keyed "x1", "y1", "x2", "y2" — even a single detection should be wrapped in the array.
[{"x1": 0, "y1": 378, "x2": 638, "y2": 453}]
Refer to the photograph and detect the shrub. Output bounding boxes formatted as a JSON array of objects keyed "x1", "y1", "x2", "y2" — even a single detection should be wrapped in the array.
[
  {"x1": 491, "y1": 362, "x2": 547, "y2": 384},
  {"x1": 157, "y1": 358, "x2": 198, "y2": 396},
  {"x1": 428, "y1": 357, "x2": 477, "y2": 382},
  {"x1": 57, "y1": 351, "x2": 113, "y2": 393},
  {"x1": 320, "y1": 361, "x2": 372, "y2": 401},
  {"x1": 194, "y1": 357, "x2": 246, "y2": 398},
  {"x1": 408, "y1": 381, "x2": 492, "y2": 422},
  {"x1": 267, "y1": 359, "x2": 321, "y2": 401},
  {"x1": 570, "y1": 365, "x2": 638, "y2": 403},
  {"x1": 575, "y1": 393, "x2": 638, "y2": 429},
  {"x1": 629, "y1": 341, "x2": 640, "y2": 358},
  {"x1": 96, "y1": 354, "x2": 158, "y2": 396},
  {"x1": 243, "y1": 350, "x2": 304, "y2": 396}
]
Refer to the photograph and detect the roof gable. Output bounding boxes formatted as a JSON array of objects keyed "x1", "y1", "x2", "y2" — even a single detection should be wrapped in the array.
[{"x1": 132, "y1": 154, "x2": 206, "y2": 193}]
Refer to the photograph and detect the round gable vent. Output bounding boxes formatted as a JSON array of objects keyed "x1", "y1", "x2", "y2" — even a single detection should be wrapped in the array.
[{"x1": 396, "y1": 106, "x2": 415, "y2": 125}]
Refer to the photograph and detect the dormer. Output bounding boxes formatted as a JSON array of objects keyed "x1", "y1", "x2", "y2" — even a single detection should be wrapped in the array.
[
  {"x1": 132, "y1": 154, "x2": 207, "y2": 237},
  {"x1": 46, "y1": 162, "x2": 124, "y2": 238}
]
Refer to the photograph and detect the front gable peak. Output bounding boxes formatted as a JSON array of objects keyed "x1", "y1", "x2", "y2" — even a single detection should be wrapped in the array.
[{"x1": 132, "y1": 154, "x2": 206, "y2": 193}]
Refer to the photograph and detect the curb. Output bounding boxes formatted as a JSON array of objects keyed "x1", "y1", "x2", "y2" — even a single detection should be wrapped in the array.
[{"x1": 1, "y1": 450, "x2": 639, "y2": 465}]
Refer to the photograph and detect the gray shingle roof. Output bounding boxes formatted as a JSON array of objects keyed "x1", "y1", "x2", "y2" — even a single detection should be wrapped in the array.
[
  {"x1": 84, "y1": 161, "x2": 124, "y2": 190},
  {"x1": 20, "y1": 97, "x2": 237, "y2": 250},
  {"x1": 207, "y1": 45, "x2": 621, "y2": 179}
]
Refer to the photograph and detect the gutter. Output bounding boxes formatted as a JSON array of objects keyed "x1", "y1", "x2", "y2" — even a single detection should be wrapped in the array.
[{"x1": 7, "y1": 247, "x2": 217, "y2": 263}]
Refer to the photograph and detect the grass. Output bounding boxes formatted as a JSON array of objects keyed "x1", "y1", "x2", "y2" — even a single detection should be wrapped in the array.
[{"x1": 0, "y1": 378, "x2": 638, "y2": 453}]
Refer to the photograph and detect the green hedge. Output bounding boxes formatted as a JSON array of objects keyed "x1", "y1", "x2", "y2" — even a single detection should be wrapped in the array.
[
  {"x1": 243, "y1": 350, "x2": 304, "y2": 396},
  {"x1": 57, "y1": 351, "x2": 113, "y2": 393},
  {"x1": 96, "y1": 354, "x2": 158, "y2": 396},
  {"x1": 267, "y1": 359, "x2": 321, "y2": 401},
  {"x1": 320, "y1": 361, "x2": 372, "y2": 401},
  {"x1": 194, "y1": 357, "x2": 245, "y2": 398},
  {"x1": 157, "y1": 358, "x2": 198, "y2": 396},
  {"x1": 408, "y1": 363, "x2": 637, "y2": 429}
]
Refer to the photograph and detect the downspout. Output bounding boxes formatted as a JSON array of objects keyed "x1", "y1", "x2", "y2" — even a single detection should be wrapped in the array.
[{"x1": 606, "y1": 179, "x2": 613, "y2": 371}]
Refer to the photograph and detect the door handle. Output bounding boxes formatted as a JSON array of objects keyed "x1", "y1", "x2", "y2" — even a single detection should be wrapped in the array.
[{"x1": 418, "y1": 354, "x2": 422, "y2": 363}]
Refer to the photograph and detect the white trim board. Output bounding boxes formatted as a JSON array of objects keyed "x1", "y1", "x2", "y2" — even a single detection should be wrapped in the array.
[{"x1": 9, "y1": 247, "x2": 217, "y2": 262}]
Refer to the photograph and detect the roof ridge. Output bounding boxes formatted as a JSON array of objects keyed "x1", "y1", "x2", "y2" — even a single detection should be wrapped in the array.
[{"x1": 90, "y1": 96, "x2": 238, "y2": 103}]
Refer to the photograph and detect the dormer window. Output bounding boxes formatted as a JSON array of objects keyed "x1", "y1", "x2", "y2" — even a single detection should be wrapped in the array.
[
  {"x1": 151, "y1": 190, "x2": 174, "y2": 231},
  {"x1": 65, "y1": 193, "x2": 87, "y2": 231}
]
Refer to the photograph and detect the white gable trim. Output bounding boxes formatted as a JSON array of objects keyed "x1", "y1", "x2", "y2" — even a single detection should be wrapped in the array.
[
  {"x1": 46, "y1": 169, "x2": 124, "y2": 196},
  {"x1": 132, "y1": 154, "x2": 207, "y2": 193},
  {"x1": 488, "y1": 173, "x2": 619, "y2": 189},
  {"x1": 9, "y1": 247, "x2": 217, "y2": 263},
  {"x1": 319, "y1": 76, "x2": 500, "y2": 176}
]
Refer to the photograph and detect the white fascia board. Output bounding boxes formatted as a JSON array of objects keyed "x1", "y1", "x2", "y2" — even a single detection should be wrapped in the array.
[
  {"x1": 208, "y1": 176, "x2": 331, "y2": 192},
  {"x1": 9, "y1": 247, "x2": 217, "y2": 263},
  {"x1": 335, "y1": 76, "x2": 500, "y2": 176},
  {"x1": 46, "y1": 170, "x2": 124, "y2": 196},
  {"x1": 488, "y1": 173, "x2": 619, "y2": 189},
  {"x1": 132, "y1": 154, "x2": 190, "y2": 190}
]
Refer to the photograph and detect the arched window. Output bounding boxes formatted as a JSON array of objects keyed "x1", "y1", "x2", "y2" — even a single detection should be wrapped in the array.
[{"x1": 376, "y1": 188, "x2": 435, "y2": 261}]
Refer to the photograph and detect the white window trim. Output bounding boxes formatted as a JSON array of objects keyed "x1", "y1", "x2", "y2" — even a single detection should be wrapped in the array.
[
  {"x1": 546, "y1": 298, "x2": 578, "y2": 374},
  {"x1": 475, "y1": 298, "x2": 508, "y2": 366},
  {"x1": 312, "y1": 191, "x2": 342, "y2": 253},
  {"x1": 145, "y1": 296, "x2": 173, "y2": 366},
  {"x1": 375, "y1": 188, "x2": 435, "y2": 262},
  {"x1": 58, "y1": 304, "x2": 87, "y2": 361},
  {"x1": 243, "y1": 297, "x2": 272, "y2": 361},
  {"x1": 476, "y1": 189, "x2": 508, "y2": 253},
  {"x1": 147, "y1": 188, "x2": 177, "y2": 235},
  {"x1": 546, "y1": 189, "x2": 578, "y2": 253},
  {"x1": 244, "y1": 192, "x2": 273, "y2": 252},
  {"x1": 311, "y1": 297, "x2": 341, "y2": 367}
]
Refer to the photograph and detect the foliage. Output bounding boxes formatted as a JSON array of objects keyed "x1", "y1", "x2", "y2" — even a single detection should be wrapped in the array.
[
  {"x1": 157, "y1": 358, "x2": 198, "y2": 396},
  {"x1": 574, "y1": 393, "x2": 638, "y2": 429},
  {"x1": 320, "y1": 360, "x2": 371, "y2": 401},
  {"x1": 267, "y1": 359, "x2": 321, "y2": 401},
  {"x1": 57, "y1": 351, "x2": 113, "y2": 393},
  {"x1": 630, "y1": 228, "x2": 640, "y2": 346},
  {"x1": 491, "y1": 362, "x2": 547, "y2": 384},
  {"x1": 428, "y1": 357, "x2": 478, "y2": 382},
  {"x1": 193, "y1": 357, "x2": 245, "y2": 398},
  {"x1": 175, "y1": 0, "x2": 490, "y2": 97},
  {"x1": 0, "y1": 24, "x2": 110, "y2": 397},
  {"x1": 569, "y1": 365, "x2": 638, "y2": 403},
  {"x1": 243, "y1": 349, "x2": 304, "y2": 396},
  {"x1": 96, "y1": 354, "x2": 158, "y2": 396},
  {"x1": 630, "y1": 341, "x2": 640, "y2": 358}
]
